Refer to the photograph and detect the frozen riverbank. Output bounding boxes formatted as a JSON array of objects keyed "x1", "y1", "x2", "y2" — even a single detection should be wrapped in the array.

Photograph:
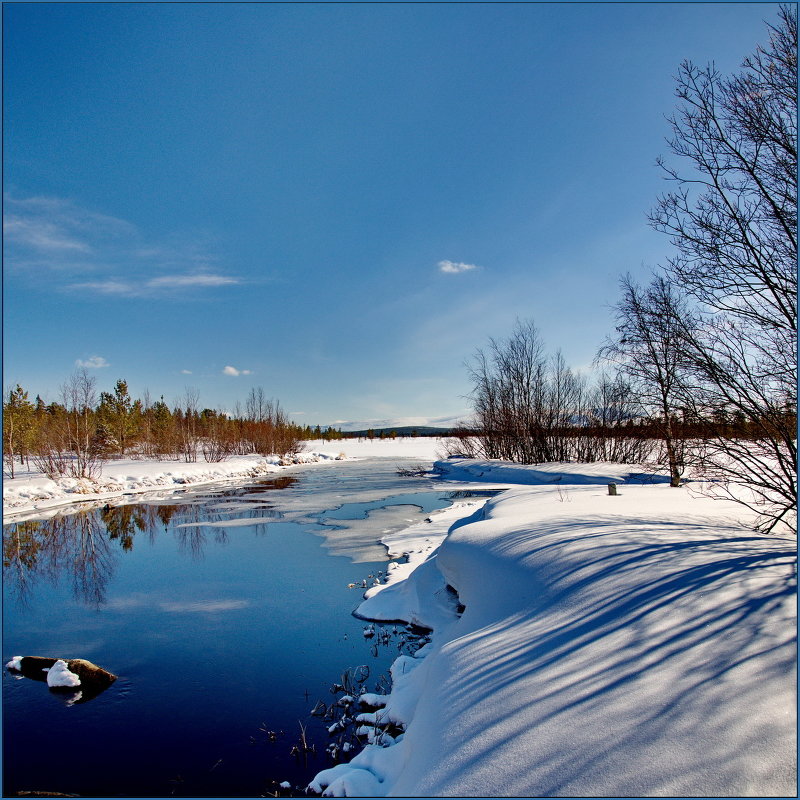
[
  {"x1": 2, "y1": 437, "x2": 446, "y2": 519},
  {"x1": 311, "y1": 459, "x2": 797, "y2": 797}
]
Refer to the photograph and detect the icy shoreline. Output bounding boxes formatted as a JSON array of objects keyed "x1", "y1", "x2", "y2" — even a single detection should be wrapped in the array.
[
  {"x1": 2, "y1": 437, "x2": 445, "y2": 520},
  {"x1": 1, "y1": 452, "x2": 344, "y2": 520},
  {"x1": 311, "y1": 459, "x2": 797, "y2": 797}
]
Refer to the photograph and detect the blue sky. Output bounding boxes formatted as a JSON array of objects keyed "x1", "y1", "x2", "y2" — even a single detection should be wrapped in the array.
[{"x1": 3, "y1": 2, "x2": 780, "y2": 427}]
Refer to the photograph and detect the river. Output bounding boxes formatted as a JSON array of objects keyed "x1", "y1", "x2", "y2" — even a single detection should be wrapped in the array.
[{"x1": 2, "y1": 458, "x2": 468, "y2": 797}]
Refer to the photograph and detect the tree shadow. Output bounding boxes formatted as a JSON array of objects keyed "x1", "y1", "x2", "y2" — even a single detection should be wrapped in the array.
[{"x1": 422, "y1": 517, "x2": 796, "y2": 795}]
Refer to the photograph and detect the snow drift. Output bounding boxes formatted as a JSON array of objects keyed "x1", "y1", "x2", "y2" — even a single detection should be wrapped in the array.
[{"x1": 312, "y1": 462, "x2": 796, "y2": 797}]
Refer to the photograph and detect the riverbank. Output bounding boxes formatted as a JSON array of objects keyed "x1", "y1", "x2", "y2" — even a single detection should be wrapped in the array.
[
  {"x1": 311, "y1": 459, "x2": 797, "y2": 797},
  {"x1": 2, "y1": 438, "x2": 446, "y2": 520}
]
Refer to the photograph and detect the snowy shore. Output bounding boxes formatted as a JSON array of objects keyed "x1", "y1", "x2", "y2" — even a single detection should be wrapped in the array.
[
  {"x1": 311, "y1": 459, "x2": 797, "y2": 797},
  {"x1": 1, "y1": 437, "x2": 445, "y2": 520},
  {"x1": 4, "y1": 442, "x2": 795, "y2": 795}
]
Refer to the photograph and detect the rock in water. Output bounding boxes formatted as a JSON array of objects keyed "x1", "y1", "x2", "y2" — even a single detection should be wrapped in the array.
[
  {"x1": 63, "y1": 658, "x2": 117, "y2": 689},
  {"x1": 7, "y1": 656, "x2": 117, "y2": 701}
]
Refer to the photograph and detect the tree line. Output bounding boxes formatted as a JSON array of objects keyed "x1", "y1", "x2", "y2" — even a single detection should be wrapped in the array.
[
  {"x1": 3, "y1": 377, "x2": 345, "y2": 481},
  {"x1": 452, "y1": 7, "x2": 796, "y2": 534}
]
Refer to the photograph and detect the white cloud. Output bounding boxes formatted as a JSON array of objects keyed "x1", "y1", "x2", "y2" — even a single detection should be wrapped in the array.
[
  {"x1": 147, "y1": 274, "x2": 239, "y2": 289},
  {"x1": 76, "y1": 355, "x2": 110, "y2": 369},
  {"x1": 223, "y1": 365, "x2": 252, "y2": 377},
  {"x1": 438, "y1": 260, "x2": 480, "y2": 274},
  {"x1": 181, "y1": 369, "x2": 193, "y2": 375}
]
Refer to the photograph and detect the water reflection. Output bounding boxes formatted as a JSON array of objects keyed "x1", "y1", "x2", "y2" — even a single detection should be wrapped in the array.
[
  {"x1": 4, "y1": 512, "x2": 116, "y2": 607},
  {"x1": 3, "y1": 477, "x2": 463, "y2": 607},
  {"x1": 3, "y1": 500, "x2": 282, "y2": 608},
  {"x1": 225, "y1": 475, "x2": 298, "y2": 494}
]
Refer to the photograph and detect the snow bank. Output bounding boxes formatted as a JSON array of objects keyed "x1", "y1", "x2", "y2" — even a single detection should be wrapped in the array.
[
  {"x1": 312, "y1": 464, "x2": 796, "y2": 797},
  {"x1": 432, "y1": 456, "x2": 653, "y2": 486},
  {"x1": 356, "y1": 501, "x2": 483, "y2": 630},
  {"x1": 3, "y1": 438, "x2": 449, "y2": 519},
  {"x1": 2, "y1": 451, "x2": 342, "y2": 519}
]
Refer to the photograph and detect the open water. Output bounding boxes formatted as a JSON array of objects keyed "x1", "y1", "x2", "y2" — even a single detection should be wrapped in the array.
[{"x1": 2, "y1": 458, "x2": 463, "y2": 797}]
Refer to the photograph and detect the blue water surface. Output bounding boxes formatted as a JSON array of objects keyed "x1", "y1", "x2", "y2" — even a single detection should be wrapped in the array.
[{"x1": 3, "y1": 460, "x2": 456, "y2": 797}]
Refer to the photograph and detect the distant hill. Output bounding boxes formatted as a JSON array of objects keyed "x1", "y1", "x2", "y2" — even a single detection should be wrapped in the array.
[{"x1": 342, "y1": 426, "x2": 455, "y2": 438}]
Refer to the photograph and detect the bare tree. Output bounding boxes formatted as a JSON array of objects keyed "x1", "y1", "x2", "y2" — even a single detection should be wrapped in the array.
[
  {"x1": 177, "y1": 387, "x2": 200, "y2": 462},
  {"x1": 597, "y1": 274, "x2": 693, "y2": 486},
  {"x1": 652, "y1": 6, "x2": 796, "y2": 337},
  {"x1": 245, "y1": 386, "x2": 270, "y2": 423},
  {"x1": 466, "y1": 320, "x2": 594, "y2": 464},
  {"x1": 582, "y1": 371, "x2": 651, "y2": 464},
  {"x1": 650, "y1": 6, "x2": 797, "y2": 529},
  {"x1": 61, "y1": 369, "x2": 102, "y2": 479},
  {"x1": 200, "y1": 410, "x2": 236, "y2": 462},
  {"x1": 467, "y1": 320, "x2": 548, "y2": 462},
  {"x1": 677, "y1": 313, "x2": 797, "y2": 532}
]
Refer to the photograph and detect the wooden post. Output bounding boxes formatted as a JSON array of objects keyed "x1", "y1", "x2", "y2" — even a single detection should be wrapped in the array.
[{"x1": 607, "y1": 483, "x2": 617, "y2": 496}]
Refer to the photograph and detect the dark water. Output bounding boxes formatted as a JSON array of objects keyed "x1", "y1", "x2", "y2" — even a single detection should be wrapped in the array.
[{"x1": 2, "y1": 460, "x2": 456, "y2": 798}]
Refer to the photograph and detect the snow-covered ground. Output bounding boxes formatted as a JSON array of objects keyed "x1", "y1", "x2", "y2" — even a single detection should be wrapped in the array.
[
  {"x1": 1, "y1": 437, "x2": 446, "y2": 519},
  {"x1": 311, "y1": 459, "x2": 797, "y2": 797},
  {"x1": 5, "y1": 441, "x2": 795, "y2": 795}
]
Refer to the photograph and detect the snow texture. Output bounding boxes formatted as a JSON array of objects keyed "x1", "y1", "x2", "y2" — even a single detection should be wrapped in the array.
[
  {"x1": 45, "y1": 660, "x2": 82, "y2": 688},
  {"x1": 358, "y1": 693, "x2": 388, "y2": 708},
  {"x1": 311, "y1": 459, "x2": 797, "y2": 797}
]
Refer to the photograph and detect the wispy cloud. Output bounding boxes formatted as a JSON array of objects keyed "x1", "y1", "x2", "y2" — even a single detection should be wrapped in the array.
[
  {"x1": 72, "y1": 280, "x2": 138, "y2": 296},
  {"x1": 181, "y1": 369, "x2": 193, "y2": 375},
  {"x1": 76, "y1": 355, "x2": 110, "y2": 369},
  {"x1": 3, "y1": 216, "x2": 92, "y2": 253},
  {"x1": 4, "y1": 194, "x2": 240, "y2": 298},
  {"x1": 438, "y1": 260, "x2": 480, "y2": 274},
  {"x1": 104, "y1": 594, "x2": 250, "y2": 614},
  {"x1": 223, "y1": 365, "x2": 252, "y2": 376},
  {"x1": 71, "y1": 272, "x2": 240, "y2": 297},
  {"x1": 148, "y1": 274, "x2": 238, "y2": 289}
]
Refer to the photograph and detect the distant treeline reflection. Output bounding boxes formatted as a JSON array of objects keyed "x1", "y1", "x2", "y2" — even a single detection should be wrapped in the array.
[{"x1": 3, "y1": 496, "x2": 282, "y2": 607}]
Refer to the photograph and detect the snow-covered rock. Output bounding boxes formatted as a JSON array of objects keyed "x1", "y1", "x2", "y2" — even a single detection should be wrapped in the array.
[
  {"x1": 45, "y1": 659, "x2": 82, "y2": 688},
  {"x1": 6, "y1": 656, "x2": 23, "y2": 671}
]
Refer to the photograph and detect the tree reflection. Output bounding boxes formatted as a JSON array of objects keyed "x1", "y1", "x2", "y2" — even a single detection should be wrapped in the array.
[
  {"x1": 3, "y1": 497, "x2": 282, "y2": 605},
  {"x1": 4, "y1": 513, "x2": 115, "y2": 607},
  {"x1": 3, "y1": 520, "x2": 47, "y2": 607},
  {"x1": 100, "y1": 504, "x2": 150, "y2": 551},
  {"x1": 69, "y1": 513, "x2": 116, "y2": 606}
]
